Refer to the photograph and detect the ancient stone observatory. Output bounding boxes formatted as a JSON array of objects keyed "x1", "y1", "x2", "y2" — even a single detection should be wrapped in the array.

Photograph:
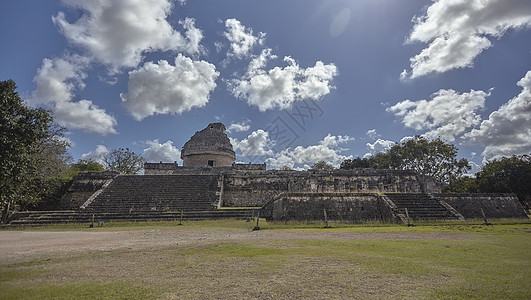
[
  {"x1": 181, "y1": 123, "x2": 235, "y2": 167},
  {"x1": 52, "y1": 122, "x2": 527, "y2": 224}
]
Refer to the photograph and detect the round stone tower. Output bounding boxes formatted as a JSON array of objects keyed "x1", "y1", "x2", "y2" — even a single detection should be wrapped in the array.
[{"x1": 181, "y1": 123, "x2": 236, "y2": 167}]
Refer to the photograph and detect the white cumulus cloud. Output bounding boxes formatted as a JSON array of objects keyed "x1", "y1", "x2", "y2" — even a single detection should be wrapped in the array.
[
  {"x1": 143, "y1": 139, "x2": 182, "y2": 163},
  {"x1": 320, "y1": 134, "x2": 353, "y2": 148},
  {"x1": 30, "y1": 55, "x2": 89, "y2": 104},
  {"x1": 80, "y1": 144, "x2": 109, "y2": 165},
  {"x1": 121, "y1": 54, "x2": 219, "y2": 120},
  {"x1": 265, "y1": 134, "x2": 353, "y2": 170},
  {"x1": 364, "y1": 139, "x2": 396, "y2": 158},
  {"x1": 31, "y1": 55, "x2": 117, "y2": 135},
  {"x1": 229, "y1": 49, "x2": 338, "y2": 111},
  {"x1": 227, "y1": 119, "x2": 251, "y2": 133},
  {"x1": 387, "y1": 89, "x2": 489, "y2": 142},
  {"x1": 465, "y1": 70, "x2": 531, "y2": 162},
  {"x1": 224, "y1": 18, "x2": 265, "y2": 59},
  {"x1": 231, "y1": 130, "x2": 274, "y2": 157},
  {"x1": 53, "y1": 0, "x2": 203, "y2": 71},
  {"x1": 366, "y1": 129, "x2": 380, "y2": 140},
  {"x1": 402, "y1": 0, "x2": 531, "y2": 80},
  {"x1": 54, "y1": 100, "x2": 117, "y2": 135}
]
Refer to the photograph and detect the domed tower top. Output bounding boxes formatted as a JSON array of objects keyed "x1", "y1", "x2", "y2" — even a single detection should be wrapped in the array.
[{"x1": 181, "y1": 123, "x2": 235, "y2": 167}]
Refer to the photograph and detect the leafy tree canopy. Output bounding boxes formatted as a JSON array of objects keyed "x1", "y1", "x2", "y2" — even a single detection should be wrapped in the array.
[
  {"x1": 70, "y1": 160, "x2": 106, "y2": 173},
  {"x1": 476, "y1": 155, "x2": 530, "y2": 206},
  {"x1": 444, "y1": 176, "x2": 479, "y2": 194},
  {"x1": 340, "y1": 153, "x2": 392, "y2": 170},
  {"x1": 1, "y1": 80, "x2": 64, "y2": 220},
  {"x1": 387, "y1": 136, "x2": 470, "y2": 185},
  {"x1": 341, "y1": 136, "x2": 470, "y2": 187},
  {"x1": 104, "y1": 148, "x2": 146, "y2": 174},
  {"x1": 340, "y1": 157, "x2": 372, "y2": 169}
]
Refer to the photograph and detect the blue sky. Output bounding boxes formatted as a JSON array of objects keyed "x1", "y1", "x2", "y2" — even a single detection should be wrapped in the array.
[{"x1": 1, "y1": 0, "x2": 530, "y2": 171}]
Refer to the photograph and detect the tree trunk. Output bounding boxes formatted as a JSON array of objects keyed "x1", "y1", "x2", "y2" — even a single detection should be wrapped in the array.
[{"x1": 1, "y1": 200, "x2": 11, "y2": 224}]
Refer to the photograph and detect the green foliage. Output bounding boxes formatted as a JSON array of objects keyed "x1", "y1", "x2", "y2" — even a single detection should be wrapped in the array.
[
  {"x1": 32, "y1": 124, "x2": 72, "y2": 179},
  {"x1": 444, "y1": 154, "x2": 530, "y2": 209},
  {"x1": 0, "y1": 80, "x2": 76, "y2": 216},
  {"x1": 387, "y1": 136, "x2": 470, "y2": 185},
  {"x1": 32, "y1": 176, "x2": 73, "y2": 211},
  {"x1": 340, "y1": 153, "x2": 392, "y2": 170},
  {"x1": 476, "y1": 155, "x2": 530, "y2": 207},
  {"x1": 104, "y1": 148, "x2": 146, "y2": 174},
  {"x1": 341, "y1": 136, "x2": 470, "y2": 187},
  {"x1": 312, "y1": 160, "x2": 335, "y2": 170},
  {"x1": 30, "y1": 124, "x2": 74, "y2": 210},
  {"x1": 444, "y1": 176, "x2": 478, "y2": 193},
  {"x1": 70, "y1": 160, "x2": 106, "y2": 173},
  {"x1": 1, "y1": 80, "x2": 55, "y2": 221},
  {"x1": 341, "y1": 157, "x2": 371, "y2": 169}
]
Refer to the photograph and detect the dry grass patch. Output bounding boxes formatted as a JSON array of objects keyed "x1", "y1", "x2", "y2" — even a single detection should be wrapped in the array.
[{"x1": 1, "y1": 222, "x2": 530, "y2": 299}]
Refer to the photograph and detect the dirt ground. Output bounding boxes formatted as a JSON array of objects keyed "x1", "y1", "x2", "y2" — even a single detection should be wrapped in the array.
[
  {"x1": 0, "y1": 228, "x2": 467, "y2": 263},
  {"x1": 2, "y1": 226, "x2": 528, "y2": 299}
]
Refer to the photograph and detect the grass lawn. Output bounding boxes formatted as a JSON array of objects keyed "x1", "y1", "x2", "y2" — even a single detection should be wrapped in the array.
[{"x1": 1, "y1": 219, "x2": 530, "y2": 299}]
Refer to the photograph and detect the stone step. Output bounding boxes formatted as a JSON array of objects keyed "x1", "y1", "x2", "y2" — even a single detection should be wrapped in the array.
[
  {"x1": 7, "y1": 209, "x2": 259, "y2": 226},
  {"x1": 386, "y1": 193, "x2": 459, "y2": 220},
  {"x1": 84, "y1": 174, "x2": 220, "y2": 213}
]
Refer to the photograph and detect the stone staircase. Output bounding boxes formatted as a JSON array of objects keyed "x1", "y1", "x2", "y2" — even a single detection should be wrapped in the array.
[
  {"x1": 83, "y1": 175, "x2": 219, "y2": 213},
  {"x1": 4, "y1": 174, "x2": 263, "y2": 226},
  {"x1": 5, "y1": 209, "x2": 258, "y2": 226},
  {"x1": 385, "y1": 193, "x2": 460, "y2": 221}
]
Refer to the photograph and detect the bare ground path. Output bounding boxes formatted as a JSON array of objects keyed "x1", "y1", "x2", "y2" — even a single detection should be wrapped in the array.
[
  {"x1": 0, "y1": 224, "x2": 529, "y2": 299},
  {"x1": 0, "y1": 228, "x2": 469, "y2": 262}
]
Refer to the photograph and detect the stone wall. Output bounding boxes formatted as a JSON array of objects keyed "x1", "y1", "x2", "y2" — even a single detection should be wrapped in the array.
[
  {"x1": 145, "y1": 163, "x2": 266, "y2": 175},
  {"x1": 232, "y1": 163, "x2": 267, "y2": 170},
  {"x1": 144, "y1": 162, "x2": 179, "y2": 175},
  {"x1": 59, "y1": 172, "x2": 118, "y2": 209},
  {"x1": 269, "y1": 193, "x2": 396, "y2": 222},
  {"x1": 171, "y1": 166, "x2": 233, "y2": 175},
  {"x1": 434, "y1": 194, "x2": 528, "y2": 219},
  {"x1": 222, "y1": 169, "x2": 441, "y2": 207},
  {"x1": 59, "y1": 170, "x2": 528, "y2": 221},
  {"x1": 182, "y1": 152, "x2": 235, "y2": 167},
  {"x1": 181, "y1": 123, "x2": 235, "y2": 167}
]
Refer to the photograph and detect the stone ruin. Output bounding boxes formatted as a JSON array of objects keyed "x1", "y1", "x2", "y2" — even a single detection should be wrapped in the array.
[
  {"x1": 6, "y1": 123, "x2": 528, "y2": 225},
  {"x1": 181, "y1": 122, "x2": 235, "y2": 167}
]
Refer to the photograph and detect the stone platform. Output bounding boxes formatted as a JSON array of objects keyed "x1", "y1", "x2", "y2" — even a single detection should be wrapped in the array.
[{"x1": 6, "y1": 169, "x2": 528, "y2": 225}]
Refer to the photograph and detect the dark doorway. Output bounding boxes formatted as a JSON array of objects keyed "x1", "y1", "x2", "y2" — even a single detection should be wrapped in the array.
[{"x1": 208, "y1": 160, "x2": 214, "y2": 166}]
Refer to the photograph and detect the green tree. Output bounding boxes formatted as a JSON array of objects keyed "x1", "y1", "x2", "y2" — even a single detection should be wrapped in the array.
[
  {"x1": 70, "y1": 160, "x2": 106, "y2": 173},
  {"x1": 1, "y1": 80, "x2": 55, "y2": 221},
  {"x1": 444, "y1": 176, "x2": 478, "y2": 193},
  {"x1": 31, "y1": 123, "x2": 72, "y2": 180},
  {"x1": 386, "y1": 136, "x2": 470, "y2": 186},
  {"x1": 340, "y1": 157, "x2": 371, "y2": 169},
  {"x1": 476, "y1": 155, "x2": 530, "y2": 208},
  {"x1": 30, "y1": 124, "x2": 74, "y2": 210},
  {"x1": 312, "y1": 160, "x2": 335, "y2": 170},
  {"x1": 104, "y1": 148, "x2": 146, "y2": 174},
  {"x1": 340, "y1": 153, "x2": 393, "y2": 170},
  {"x1": 340, "y1": 136, "x2": 470, "y2": 187}
]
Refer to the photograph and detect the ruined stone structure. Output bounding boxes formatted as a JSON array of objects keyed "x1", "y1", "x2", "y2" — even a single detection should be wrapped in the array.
[
  {"x1": 181, "y1": 123, "x2": 235, "y2": 167},
  {"x1": 6, "y1": 123, "x2": 528, "y2": 225}
]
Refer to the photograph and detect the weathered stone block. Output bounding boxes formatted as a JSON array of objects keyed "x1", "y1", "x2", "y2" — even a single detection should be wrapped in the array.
[
  {"x1": 269, "y1": 193, "x2": 396, "y2": 222},
  {"x1": 434, "y1": 194, "x2": 528, "y2": 219}
]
